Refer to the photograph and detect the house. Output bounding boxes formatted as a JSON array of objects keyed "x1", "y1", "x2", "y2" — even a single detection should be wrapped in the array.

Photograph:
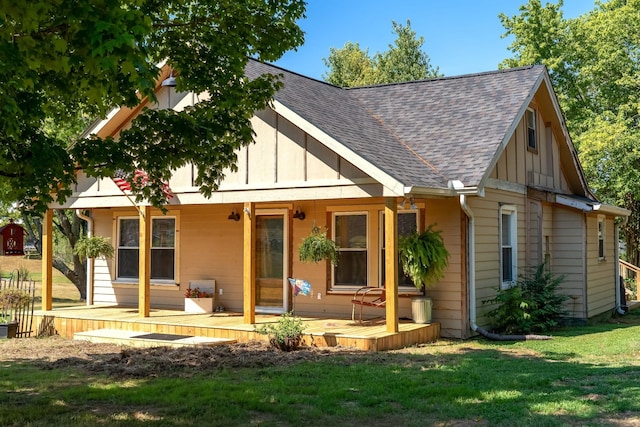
[{"x1": 44, "y1": 60, "x2": 629, "y2": 339}]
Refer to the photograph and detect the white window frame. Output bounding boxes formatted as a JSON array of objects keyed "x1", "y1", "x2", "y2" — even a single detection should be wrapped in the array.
[
  {"x1": 500, "y1": 205, "x2": 517, "y2": 289},
  {"x1": 598, "y1": 215, "x2": 606, "y2": 260},
  {"x1": 331, "y1": 211, "x2": 368, "y2": 290},
  {"x1": 116, "y1": 215, "x2": 178, "y2": 284},
  {"x1": 379, "y1": 209, "x2": 420, "y2": 290},
  {"x1": 526, "y1": 108, "x2": 537, "y2": 152}
]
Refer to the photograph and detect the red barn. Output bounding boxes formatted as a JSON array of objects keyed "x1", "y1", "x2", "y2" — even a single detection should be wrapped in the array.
[{"x1": 0, "y1": 219, "x2": 25, "y2": 256}]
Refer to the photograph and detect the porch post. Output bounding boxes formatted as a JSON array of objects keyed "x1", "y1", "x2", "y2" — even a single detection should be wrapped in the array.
[
  {"x1": 138, "y1": 205, "x2": 151, "y2": 317},
  {"x1": 384, "y1": 198, "x2": 399, "y2": 333},
  {"x1": 41, "y1": 209, "x2": 53, "y2": 311},
  {"x1": 243, "y1": 202, "x2": 256, "y2": 324}
]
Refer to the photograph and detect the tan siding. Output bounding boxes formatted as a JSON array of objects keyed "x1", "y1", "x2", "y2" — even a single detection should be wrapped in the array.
[
  {"x1": 276, "y1": 116, "x2": 306, "y2": 183},
  {"x1": 468, "y1": 189, "x2": 526, "y2": 328},
  {"x1": 552, "y1": 206, "x2": 585, "y2": 318},
  {"x1": 585, "y1": 214, "x2": 616, "y2": 317},
  {"x1": 306, "y1": 135, "x2": 339, "y2": 181}
]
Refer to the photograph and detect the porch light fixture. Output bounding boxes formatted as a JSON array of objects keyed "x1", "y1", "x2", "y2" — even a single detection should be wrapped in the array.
[
  {"x1": 227, "y1": 208, "x2": 240, "y2": 221},
  {"x1": 293, "y1": 206, "x2": 305, "y2": 220},
  {"x1": 409, "y1": 197, "x2": 418, "y2": 210},
  {"x1": 161, "y1": 71, "x2": 177, "y2": 87}
]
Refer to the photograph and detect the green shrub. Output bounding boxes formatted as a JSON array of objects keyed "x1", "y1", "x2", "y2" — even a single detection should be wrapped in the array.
[
  {"x1": 483, "y1": 263, "x2": 568, "y2": 334},
  {"x1": 255, "y1": 312, "x2": 306, "y2": 351}
]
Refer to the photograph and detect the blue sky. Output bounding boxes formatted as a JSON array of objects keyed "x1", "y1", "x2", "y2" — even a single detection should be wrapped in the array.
[{"x1": 274, "y1": 1, "x2": 597, "y2": 80}]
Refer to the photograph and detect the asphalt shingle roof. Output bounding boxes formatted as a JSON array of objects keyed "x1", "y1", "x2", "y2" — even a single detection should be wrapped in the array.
[{"x1": 246, "y1": 59, "x2": 546, "y2": 191}]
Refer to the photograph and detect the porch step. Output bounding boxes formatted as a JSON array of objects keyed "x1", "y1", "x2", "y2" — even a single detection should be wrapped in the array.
[{"x1": 74, "y1": 329, "x2": 236, "y2": 348}]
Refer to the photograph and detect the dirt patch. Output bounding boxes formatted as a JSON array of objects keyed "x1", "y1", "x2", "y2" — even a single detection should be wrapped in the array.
[{"x1": 0, "y1": 336, "x2": 373, "y2": 378}]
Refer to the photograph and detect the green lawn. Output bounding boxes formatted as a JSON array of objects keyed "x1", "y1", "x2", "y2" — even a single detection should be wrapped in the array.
[{"x1": 2, "y1": 310, "x2": 640, "y2": 426}]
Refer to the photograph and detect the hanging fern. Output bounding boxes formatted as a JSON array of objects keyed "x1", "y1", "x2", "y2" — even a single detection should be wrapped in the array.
[
  {"x1": 298, "y1": 224, "x2": 339, "y2": 266},
  {"x1": 398, "y1": 224, "x2": 449, "y2": 290},
  {"x1": 74, "y1": 236, "x2": 115, "y2": 259}
]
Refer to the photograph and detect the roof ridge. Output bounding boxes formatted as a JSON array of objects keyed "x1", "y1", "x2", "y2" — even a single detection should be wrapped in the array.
[
  {"x1": 251, "y1": 57, "x2": 342, "y2": 89},
  {"x1": 346, "y1": 64, "x2": 542, "y2": 90}
]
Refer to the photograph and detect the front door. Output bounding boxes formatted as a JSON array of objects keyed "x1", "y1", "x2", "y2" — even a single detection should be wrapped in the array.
[{"x1": 255, "y1": 209, "x2": 289, "y2": 313}]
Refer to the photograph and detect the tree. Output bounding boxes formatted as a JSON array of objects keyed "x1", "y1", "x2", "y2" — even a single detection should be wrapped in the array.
[
  {"x1": 0, "y1": 0, "x2": 306, "y2": 213},
  {"x1": 500, "y1": 0, "x2": 640, "y2": 265},
  {"x1": 323, "y1": 20, "x2": 442, "y2": 87}
]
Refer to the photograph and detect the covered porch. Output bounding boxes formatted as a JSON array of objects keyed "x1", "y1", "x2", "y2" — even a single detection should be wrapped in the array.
[{"x1": 32, "y1": 305, "x2": 440, "y2": 352}]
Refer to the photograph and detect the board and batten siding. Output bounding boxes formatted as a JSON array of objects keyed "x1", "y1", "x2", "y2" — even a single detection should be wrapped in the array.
[{"x1": 490, "y1": 103, "x2": 567, "y2": 193}]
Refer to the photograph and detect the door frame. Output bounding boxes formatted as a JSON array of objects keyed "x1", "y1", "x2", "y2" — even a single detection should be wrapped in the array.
[{"x1": 255, "y1": 208, "x2": 290, "y2": 314}]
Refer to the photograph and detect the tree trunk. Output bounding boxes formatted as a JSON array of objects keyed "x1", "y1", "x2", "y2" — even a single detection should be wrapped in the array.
[{"x1": 22, "y1": 210, "x2": 88, "y2": 300}]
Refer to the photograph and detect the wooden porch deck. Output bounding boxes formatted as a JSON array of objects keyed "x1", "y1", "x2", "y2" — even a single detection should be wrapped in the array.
[{"x1": 32, "y1": 305, "x2": 440, "y2": 351}]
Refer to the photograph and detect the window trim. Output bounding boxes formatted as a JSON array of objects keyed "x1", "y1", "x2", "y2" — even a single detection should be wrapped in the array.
[
  {"x1": 331, "y1": 211, "x2": 369, "y2": 291},
  {"x1": 526, "y1": 108, "x2": 538, "y2": 153},
  {"x1": 379, "y1": 209, "x2": 420, "y2": 291},
  {"x1": 114, "y1": 214, "x2": 179, "y2": 284},
  {"x1": 598, "y1": 215, "x2": 606, "y2": 261},
  {"x1": 499, "y1": 205, "x2": 518, "y2": 289}
]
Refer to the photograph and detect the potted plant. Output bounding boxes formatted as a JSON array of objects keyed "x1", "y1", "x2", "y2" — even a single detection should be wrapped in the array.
[
  {"x1": 73, "y1": 236, "x2": 115, "y2": 259},
  {"x1": 184, "y1": 287, "x2": 214, "y2": 313},
  {"x1": 398, "y1": 224, "x2": 450, "y2": 324},
  {"x1": 0, "y1": 288, "x2": 32, "y2": 339},
  {"x1": 298, "y1": 223, "x2": 339, "y2": 265}
]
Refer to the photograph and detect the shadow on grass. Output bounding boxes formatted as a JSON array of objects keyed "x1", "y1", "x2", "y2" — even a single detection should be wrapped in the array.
[{"x1": 1, "y1": 338, "x2": 640, "y2": 426}]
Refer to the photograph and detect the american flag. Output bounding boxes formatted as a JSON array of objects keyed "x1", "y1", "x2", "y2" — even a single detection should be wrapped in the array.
[{"x1": 112, "y1": 169, "x2": 173, "y2": 199}]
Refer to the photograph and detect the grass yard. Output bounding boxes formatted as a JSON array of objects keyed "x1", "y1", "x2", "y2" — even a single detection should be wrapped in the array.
[
  {"x1": 2, "y1": 310, "x2": 640, "y2": 426},
  {"x1": 0, "y1": 255, "x2": 82, "y2": 306}
]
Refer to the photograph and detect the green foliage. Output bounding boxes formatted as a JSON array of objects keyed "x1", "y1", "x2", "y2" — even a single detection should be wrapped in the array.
[
  {"x1": 16, "y1": 263, "x2": 30, "y2": 281},
  {"x1": 500, "y1": 0, "x2": 640, "y2": 264},
  {"x1": 0, "y1": 0, "x2": 306, "y2": 213},
  {"x1": 298, "y1": 224, "x2": 339, "y2": 266},
  {"x1": 73, "y1": 236, "x2": 114, "y2": 259},
  {"x1": 398, "y1": 224, "x2": 449, "y2": 290},
  {"x1": 323, "y1": 20, "x2": 442, "y2": 87},
  {"x1": 484, "y1": 263, "x2": 568, "y2": 334},
  {"x1": 0, "y1": 288, "x2": 31, "y2": 323},
  {"x1": 254, "y1": 312, "x2": 306, "y2": 352}
]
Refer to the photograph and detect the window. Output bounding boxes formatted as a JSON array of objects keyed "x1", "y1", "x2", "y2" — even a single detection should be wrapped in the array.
[
  {"x1": 598, "y1": 216, "x2": 605, "y2": 260},
  {"x1": 500, "y1": 205, "x2": 517, "y2": 288},
  {"x1": 526, "y1": 109, "x2": 537, "y2": 151},
  {"x1": 380, "y1": 211, "x2": 418, "y2": 288},
  {"x1": 333, "y1": 213, "x2": 368, "y2": 288},
  {"x1": 117, "y1": 217, "x2": 176, "y2": 281}
]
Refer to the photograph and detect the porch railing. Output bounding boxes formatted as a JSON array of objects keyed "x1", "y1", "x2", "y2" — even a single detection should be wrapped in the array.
[{"x1": 619, "y1": 259, "x2": 640, "y2": 302}]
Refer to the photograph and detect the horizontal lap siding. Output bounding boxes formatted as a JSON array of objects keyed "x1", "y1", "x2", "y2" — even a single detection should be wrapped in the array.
[
  {"x1": 552, "y1": 206, "x2": 586, "y2": 318},
  {"x1": 470, "y1": 189, "x2": 525, "y2": 329},
  {"x1": 424, "y1": 198, "x2": 463, "y2": 338},
  {"x1": 585, "y1": 214, "x2": 616, "y2": 317}
]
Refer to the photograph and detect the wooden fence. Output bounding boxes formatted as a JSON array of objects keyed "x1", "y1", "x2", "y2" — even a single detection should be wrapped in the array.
[{"x1": 0, "y1": 270, "x2": 37, "y2": 338}]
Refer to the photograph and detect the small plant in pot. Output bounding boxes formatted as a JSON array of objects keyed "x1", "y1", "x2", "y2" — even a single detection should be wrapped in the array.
[
  {"x1": 298, "y1": 223, "x2": 339, "y2": 265},
  {"x1": 0, "y1": 288, "x2": 32, "y2": 338},
  {"x1": 398, "y1": 224, "x2": 450, "y2": 323}
]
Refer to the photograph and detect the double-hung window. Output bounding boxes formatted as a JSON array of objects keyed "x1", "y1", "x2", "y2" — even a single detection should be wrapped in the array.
[
  {"x1": 333, "y1": 212, "x2": 368, "y2": 288},
  {"x1": 117, "y1": 217, "x2": 176, "y2": 282},
  {"x1": 598, "y1": 216, "x2": 605, "y2": 260},
  {"x1": 380, "y1": 210, "x2": 418, "y2": 288},
  {"x1": 526, "y1": 108, "x2": 537, "y2": 152},
  {"x1": 500, "y1": 205, "x2": 517, "y2": 288}
]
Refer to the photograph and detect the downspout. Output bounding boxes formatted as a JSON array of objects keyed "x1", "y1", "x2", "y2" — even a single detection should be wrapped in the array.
[
  {"x1": 75, "y1": 209, "x2": 93, "y2": 306},
  {"x1": 459, "y1": 195, "x2": 478, "y2": 332},
  {"x1": 460, "y1": 194, "x2": 552, "y2": 340}
]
